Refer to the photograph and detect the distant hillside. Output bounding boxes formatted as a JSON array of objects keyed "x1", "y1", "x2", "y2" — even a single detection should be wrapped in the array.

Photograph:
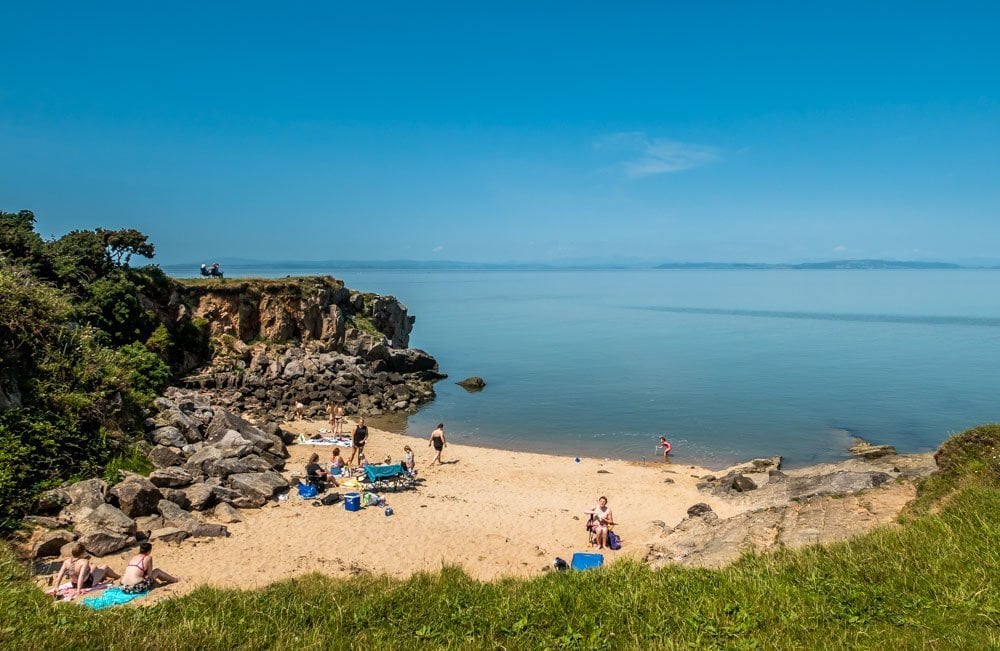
[{"x1": 656, "y1": 259, "x2": 966, "y2": 270}]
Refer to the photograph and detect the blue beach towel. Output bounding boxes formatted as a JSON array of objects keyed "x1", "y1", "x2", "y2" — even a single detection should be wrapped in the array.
[
  {"x1": 82, "y1": 587, "x2": 147, "y2": 610},
  {"x1": 570, "y1": 552, "x2": 604, "y2": 571}
]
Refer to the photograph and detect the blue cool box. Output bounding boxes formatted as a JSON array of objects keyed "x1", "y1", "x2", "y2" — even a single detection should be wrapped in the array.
[
  {"x1": 344, "y1": 492, "x2": 361, "y2": 511},
  {"x1": 571, "y1": 553, "x2": 604, "y2": 571}
]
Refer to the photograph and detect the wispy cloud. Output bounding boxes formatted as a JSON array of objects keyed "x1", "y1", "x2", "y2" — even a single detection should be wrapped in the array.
[
  {"x1": 432, "y1": 245, "x2": 444, "y2": 253},
  {"x1": 833, "y1": 244, "x2": 848, "y2": 252},
  {"x1": 597, "y1": 132, "x2": 722, "y2": 178}
]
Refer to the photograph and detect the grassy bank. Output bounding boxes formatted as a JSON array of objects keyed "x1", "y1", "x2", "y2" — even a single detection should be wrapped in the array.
[{"x1": 2, "y1": 427, "x2": 998, "y2": 649}]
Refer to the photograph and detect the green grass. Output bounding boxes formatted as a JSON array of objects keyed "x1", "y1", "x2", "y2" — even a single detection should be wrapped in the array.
[{"x1": 3, "y1": 427, "x2": 999, "y2": 650}]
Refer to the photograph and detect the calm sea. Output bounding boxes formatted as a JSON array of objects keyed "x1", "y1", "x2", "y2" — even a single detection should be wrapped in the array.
[{"x1": 169, "y1": 268, "x2": 1000, "y2": 468}]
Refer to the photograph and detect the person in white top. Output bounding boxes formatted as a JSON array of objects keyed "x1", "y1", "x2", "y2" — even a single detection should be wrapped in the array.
[{"x1": 585, "y1": 496, "x2": 615, "y2": 549}]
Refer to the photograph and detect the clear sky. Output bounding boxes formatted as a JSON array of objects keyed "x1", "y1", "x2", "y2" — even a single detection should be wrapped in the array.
[{"x1": 2, "y1": 2, "x2": 998, "y2": 264}]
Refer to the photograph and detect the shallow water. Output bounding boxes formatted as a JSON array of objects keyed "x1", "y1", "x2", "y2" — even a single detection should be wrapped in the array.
[{"x1": 168, "y1": 267, "x2": 1000, "y2": 468}]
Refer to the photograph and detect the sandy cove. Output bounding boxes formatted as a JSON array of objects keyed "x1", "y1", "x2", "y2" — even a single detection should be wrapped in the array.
[{"x1": 136, "y1": 419, "x2": 731, "y2": 595}]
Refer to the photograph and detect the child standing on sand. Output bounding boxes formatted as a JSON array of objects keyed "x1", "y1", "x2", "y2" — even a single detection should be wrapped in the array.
[{"x1": 659, "y1": 436, "x2": 672, "y2": 462}]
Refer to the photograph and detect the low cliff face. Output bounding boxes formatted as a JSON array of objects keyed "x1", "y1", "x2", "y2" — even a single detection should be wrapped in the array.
[
  {"x1": 173, "y1": 277, "x2": 442, "y2": 421},
  {"x1": 181, "y1": 277, "x2": 414, "y2": 349}
]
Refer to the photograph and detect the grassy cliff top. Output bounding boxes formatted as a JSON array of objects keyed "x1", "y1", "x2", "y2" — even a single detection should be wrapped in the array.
[{"x1": 176, "y1": 275, "x2": 346, "y2": 295}]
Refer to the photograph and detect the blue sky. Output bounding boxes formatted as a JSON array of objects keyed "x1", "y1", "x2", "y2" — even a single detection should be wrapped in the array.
[{"x1": 1, "y1": 2, "x2": 998, "y2": 264}]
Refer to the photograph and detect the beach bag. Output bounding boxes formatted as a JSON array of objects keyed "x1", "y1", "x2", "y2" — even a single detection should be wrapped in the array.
[
  {"x1": 608, "y1": 530, "x2": 622, "y2": 550},
  {"x1": 321, "y1": 492, "x2": 341, "y2": 506},
  {"x1": 297, "y1": 481, "x2": 318, "y2": 499}
]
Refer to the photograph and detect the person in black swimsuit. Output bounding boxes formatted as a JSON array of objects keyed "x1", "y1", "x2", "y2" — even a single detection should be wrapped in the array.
[
  {"x1": 348, "y1": 416, "x2": 368, "y2": 465},
  {"x1": 428, "y1": 423, "x2": 446, "y2": 465},
  {"x1": 121, "y1": 541, "x2": 178, "y2": 594}
]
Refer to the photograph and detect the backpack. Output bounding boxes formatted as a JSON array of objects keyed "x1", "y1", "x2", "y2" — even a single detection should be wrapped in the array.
[
  {"x1": 608, "y1": 530, "x2": 622, "y2": 550},
  {"x1": 321, "y1": 492, "x2": 341, "y2": 506}
]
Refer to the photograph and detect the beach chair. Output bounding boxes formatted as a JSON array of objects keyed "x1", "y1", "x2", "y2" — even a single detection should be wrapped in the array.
[
  {"x1": 586, "y1": 514, "x2": 599, "y2": 545},
  {"x1": 362, "y1": 463, "x2": 411, "y2": 491}
]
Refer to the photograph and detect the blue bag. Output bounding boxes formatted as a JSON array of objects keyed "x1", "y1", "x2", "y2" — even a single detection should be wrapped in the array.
[
  {"x1": 297, "y1": 481, "x2": 318, "y2": 499},
  {"x1": 608, "y1": 530, "x2": 622, "y2": 550}
]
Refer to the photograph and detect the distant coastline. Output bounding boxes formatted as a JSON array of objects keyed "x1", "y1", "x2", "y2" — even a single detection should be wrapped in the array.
[{"x1": 161, "y1": 258, "x2": 997, "y2": 273}]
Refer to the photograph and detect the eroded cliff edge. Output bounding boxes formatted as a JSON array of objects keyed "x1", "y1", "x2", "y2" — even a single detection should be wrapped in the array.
[{"x1": 172, "y1": 277, "x2": 444, "y2": 420}]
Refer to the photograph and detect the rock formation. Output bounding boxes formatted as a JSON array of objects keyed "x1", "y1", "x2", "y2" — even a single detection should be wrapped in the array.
[
  {"x1": 29, "y1": 391, "x2": 293, "y2": 557},
  {"x1": 175, "y1": 277, "x2": 445, "y2": 420}
]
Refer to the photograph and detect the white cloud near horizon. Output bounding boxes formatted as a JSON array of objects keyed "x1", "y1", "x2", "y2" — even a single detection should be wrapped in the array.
[
  {"x1": 833, "y1": 244, "x2": 848, "y2": 252},
  {"x1": 597, "y1": 132, "x2": 722, "y2": 178},
  {"x1": 432, "y1": 245, "x2": 444, "y2": 253}
]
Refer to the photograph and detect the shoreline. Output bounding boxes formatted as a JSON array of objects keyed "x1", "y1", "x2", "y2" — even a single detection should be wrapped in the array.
[{"x1": 53, "y1": 416, "x2": 933, "y2": 602}]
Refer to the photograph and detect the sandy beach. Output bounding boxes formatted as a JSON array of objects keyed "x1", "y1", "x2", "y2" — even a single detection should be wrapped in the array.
[{"x1": 129, "y1": 419, "x2": 732, "y2": 595}]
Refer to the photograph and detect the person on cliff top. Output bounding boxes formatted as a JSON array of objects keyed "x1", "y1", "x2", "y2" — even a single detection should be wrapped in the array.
[
  {"x1": 428, "y1": 423, "x2": 446, "y2": 465},
  {"x1": 121, "y1": 541, "x2": 179, "y2": 595},
  {"x1": 348, "y1": 416, "x2": 368, "y2": 465},
  {"x1": 659, "y1": 436, "x2": 672, "y2": 463},
  {"x1": 48, "y1": 543, "x2": 120, "y2": 600}
]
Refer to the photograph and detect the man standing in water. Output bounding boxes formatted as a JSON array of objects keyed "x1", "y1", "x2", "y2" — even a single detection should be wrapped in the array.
[{"x1": 429, "y1": 423, "x2": 446, "y2": 465}]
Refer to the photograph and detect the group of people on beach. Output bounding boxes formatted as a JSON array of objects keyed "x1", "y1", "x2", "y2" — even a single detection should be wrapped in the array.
[
  {"x1": 302, "y1": 418, "x2": 449, "y2": 490},
  {"x1": 48, "y1": 541, "x2": 177, "y2": 600}
]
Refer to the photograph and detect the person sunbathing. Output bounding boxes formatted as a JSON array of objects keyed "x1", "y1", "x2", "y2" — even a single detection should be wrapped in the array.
[
  {"x1": 121, "y1": 541, "x2": 178, "y2": 594},
  {"x1": 49, "y1": 543, "x2": 120, "y2": 599}
]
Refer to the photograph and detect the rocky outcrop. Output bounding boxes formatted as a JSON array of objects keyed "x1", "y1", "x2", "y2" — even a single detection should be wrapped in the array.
[
  {"x1": 27, "y1": 392, "x2": 293, "y2": 556},
  {"x1": 175, "y1": 277, "x2": 444, "y2": 421},
  {"x1": 645, "y1": 452, "x2": 937, "y2": 570}
]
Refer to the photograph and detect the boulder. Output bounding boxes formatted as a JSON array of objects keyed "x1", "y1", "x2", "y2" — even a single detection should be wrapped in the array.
[
  {"x1": 159, "y1": 488, "x2": 192, "y2": 511},
  {"x1": 75, "y1": 504, "x2": 137, "y2": 536},
  {"x1": 687, "y1": 503, "x2": 714, "y2": 517},
  {"x1": 156, "y1": 407, "x2": 203, "y2": 442},
  {"x1": 182, "y1": 483, "x2": 217, "y2": 511},
  {"x1": 149, "y1": 467, "x2": 195, "y2": 489},
  {"x1": 156, "y1": 499, "x2": 203, "y2": 534},
  {"x1": 24, "y1": 515, "x2": 68, "y2": 529},
  {"x1": 149, "y1": 426, "x2": 187, "y2": 448},
  {"x1": 385, "y1": 348, "x2": 438, "y2": 373},
  {"x1": 228, "y1": 471, "x2": 288, "y2": 504},
  {"x1": 134, "y1": 515, "x2": 165, "y2": 531},
  {"x1": 78, "y1": 531, "x2": 134, "y2": 557},
  {"x1": 149, "y1": 527, "x2": 189, "y2": 544},
  {"x1": 33, "y1": 488, "x2": 71, "y2": 515},
  {"x1": 32, "y1": 530, "x2": 77, "y2": 558},
  {"x1": 456, "y1": 376, "x2": 486, "y2": 391},
  {"x1": 108, "y1": 476, "x2": 163, "y2": 518},
  {"x1": 148, "y1": 445, "x2": 184, "y2": 469},
  {"x1": 848, "y1": 442, "x2": 898, "y2": 459},
  {"x1": 731, "y1": 474, "x2": 757, "y2": 493},
  {"x1": 184, "y1": 446, "x2": 225, "y2": 477},
  {"x1": 65, "y1": 478, "x2": 108, "y2": 509},
  {"x1": 212, "y1": 502, "x2": 242, "y2": 523},
  {"x1": 192, "y1": 523, "x2": 230, "y2": 538}
]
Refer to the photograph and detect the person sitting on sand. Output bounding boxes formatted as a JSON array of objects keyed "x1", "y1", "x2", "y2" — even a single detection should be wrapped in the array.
[
  {"x1": 347, "y1": 416, "x2": 368, "y2": 465},
  {"x1": 49, "y1": 543, "x2": 120, "y2": 599},
  {"x1": 659, "y1": 436, "x2": 672, "y2": 463},
  {"x1": 305, "y1": 452, "x2": 331, "y2": 488},
  {"x1": 210, "y1": 262, "x2": 224, "y2": 278},
  {"x1": 585, "y1": 496, "x2": 616, "y2": 550},
  {"x1": 121, "y1": 541, "x2": 178, "y2": 595},
  {"x1": 403, "y1": 445, "x2": 416, "y2": 475},
  {"x1": 329, "y1": 447, "x2": 346, "y2": 477},
  {"x1": 428, "y1": 423, "x2": 446, "y2": 465}
]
